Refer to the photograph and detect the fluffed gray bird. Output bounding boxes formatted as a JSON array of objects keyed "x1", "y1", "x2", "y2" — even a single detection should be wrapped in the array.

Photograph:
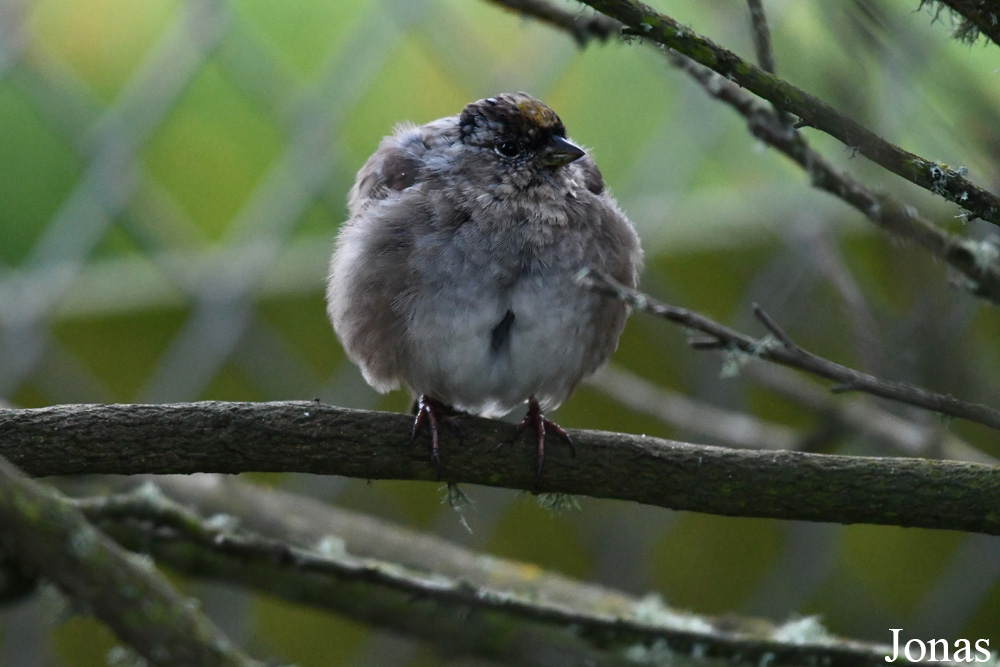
[{"x1": 327, "y1": 92, "x2": 643, "y2": 478}]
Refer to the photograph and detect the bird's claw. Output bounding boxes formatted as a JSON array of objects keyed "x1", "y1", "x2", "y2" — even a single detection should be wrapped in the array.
[
  {"x1": 512, "y1": 396, "x2": 575, "y2": 486},
  {"x1": 411, "y1": 396, "x2": 463, "y2": 480}
]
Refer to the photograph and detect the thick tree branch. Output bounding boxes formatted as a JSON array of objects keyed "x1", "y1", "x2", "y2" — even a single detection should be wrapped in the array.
[
  {"x1": 62, "y1": 479, "x2": 921, "y2": 667},
  {"x1": 575, "y1": 0, "x2": 1000, "y2": 228},
  {"x1": 581, "y1": 268, "x2": 1000, "y2": 430},
  {"x1": 2, "y1": 402, "x2": 999, "y2": 535},
  {"x1": 0, "y1": 456, "x2": 263, "y2": 667}
]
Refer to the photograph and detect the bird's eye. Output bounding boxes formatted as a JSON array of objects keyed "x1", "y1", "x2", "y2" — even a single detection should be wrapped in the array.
[{"x1": 494, "y1": 140, "x2": 521, "y2": 158}]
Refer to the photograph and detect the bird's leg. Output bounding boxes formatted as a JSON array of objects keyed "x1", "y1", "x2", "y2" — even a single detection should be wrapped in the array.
[
  {"x1": 411, "y1": 395, "x2": 463, "y2": 480},
  {"x1": 512, "y1": 396, "x2": 576, "y2": 483}
]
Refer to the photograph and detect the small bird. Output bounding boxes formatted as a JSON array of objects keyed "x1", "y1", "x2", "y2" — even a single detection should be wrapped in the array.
[{"x1": 327, "y1": 92, "x2": 642, "y2": 479}]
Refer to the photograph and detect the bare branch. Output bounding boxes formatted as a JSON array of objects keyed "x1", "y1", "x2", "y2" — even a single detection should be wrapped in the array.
[
  {"x1": 486, "y1": 0, "x2": 622, "y2": 46},
  {"x1": 659, "y1": 51, "x2": 1000, "y2": 304},
  {"x1": 0, "y1": 456, "x2": 263, "y2": 667},
  {"x1": 580, "y1": 268, "x2": 1000, "y2": 430},
  {"x1": 66, "y1": 479, "x2": 915, "y2": 667},
  {"x1": 2, "y1": 401, "x2": 1000, "y2": 535},
  {"x1": 576, "y1": 0, "x2": 1000, "y2": 227},
  {"x1": 744, "y1": 0, "x2": 796, "y2": 128},
  {"x1": 745, "y1": 0, "x2": 777, "y2": 74},
  {"x1": 751, "y1": 302, "x2": 799, "y2": 350},
  {"x1": 69, "y1": 474, "x2": 640, "y2": 614}
]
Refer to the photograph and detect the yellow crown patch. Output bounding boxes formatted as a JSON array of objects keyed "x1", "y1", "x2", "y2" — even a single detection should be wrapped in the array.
[{"x1": 516, "y1": 98, "x2": 560, "y2": 128}]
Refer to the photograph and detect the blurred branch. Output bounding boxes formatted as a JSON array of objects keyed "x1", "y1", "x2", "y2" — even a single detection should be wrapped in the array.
[
  {"x1": 573, "y1": 0, "x2": 1000, "y2": 228},
  {"x1": 745, "y1": 0, "x2": 776, "y2": 73},
  {"x1": 581, "y1": 268, "x2": 1000, "y2": 431},
  {"x1": 660, "y1": 51, "x2": 1000, "y2": 304},
  {"x1": 486, "y1": 0, "x2": 622, "y2": 45},
  {"x1": 593, "y1": 360, "x2": 996, "y2": 464},
  {"x1": 746, "y1": 364, "x2": 998, "y2": 465},
  {"x1": 68, "y1": 474, "x2": 640, "y2": 613},
  {"x1": 744, "y1": 0, "x2": 795, "y2": 128},
  {"x1": 923, "y1": 0, "x2": 1000, "y2": 47},
  {"x1": 3, "y1": 401, "x2": 1000, "y2": 535},
  {"x1": 804, "y1": 228, "x2": 884, "y2": 374},
  {"x1": 590, "y1": 364, "x2": 801, "y2": 450},
  {"x1": 592, "y1": 360, "x2": 996, "y2": 463},
  {"x1": 61, "y1": 477, "x2": 911, "y2": 667},
  {"x1": 0, "y1": 456, "x2": 263, "y2": 667}
]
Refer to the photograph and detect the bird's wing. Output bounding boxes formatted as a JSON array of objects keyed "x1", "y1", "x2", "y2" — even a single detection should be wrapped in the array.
[{"x1": 348, "y1": 128, "x2": 427, "y2": 213}]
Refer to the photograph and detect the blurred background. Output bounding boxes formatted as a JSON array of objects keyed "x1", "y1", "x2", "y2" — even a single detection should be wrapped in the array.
[{"x1": 1, "y1": 0, "x2": 999, "y2": 664}]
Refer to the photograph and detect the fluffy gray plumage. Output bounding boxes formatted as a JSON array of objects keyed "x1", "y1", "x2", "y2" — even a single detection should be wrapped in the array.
[{"x1": 327, "y1": 92, "x2": 643, "y2": 419}]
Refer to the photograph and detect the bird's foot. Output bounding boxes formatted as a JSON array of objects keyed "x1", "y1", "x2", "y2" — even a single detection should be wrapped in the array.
[
  {"x1": 411, "y1": 395, "x2": 463, "y2": 480},
  {"x1": 511, "y1": 396, "x2": 575, "y2": 485}
]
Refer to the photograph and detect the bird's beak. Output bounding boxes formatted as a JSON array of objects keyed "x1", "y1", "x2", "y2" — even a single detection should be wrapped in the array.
[{"x1": 541, "y1": 135, "x2": 586, "y2": 167}]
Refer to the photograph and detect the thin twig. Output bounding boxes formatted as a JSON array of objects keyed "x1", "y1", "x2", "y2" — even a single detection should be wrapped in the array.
[
  {"x1": 580, "y1": 268, "x2": 1000, "y2": 431},
  {"x1": 745, "y1": 0, "x2": 777, "y2": 73},
  {"x1": 3, "y1": 401, "x2": 1000, "y2": 535},
  {"x1": 576, "y1": 0, "x2": 1000, "y2": 228},
  {"x1": 487, "y1": 0, "x2": 622, "y2": 45},
  {"x1": 660, "y1": 50, "x2": 1000, "y2": 304},
  {"x1": 751, "y1": 302, "x2": 798, "y2": 350},
  {"x1": 0, "y1": 456, "x2": 263, "y2": 667},
  {"x1": 744, "y1": 0, "x2": 795, "y2": 128},
  {"x1": 71, "y1": 474, "x2": 641, "y2": 614}
]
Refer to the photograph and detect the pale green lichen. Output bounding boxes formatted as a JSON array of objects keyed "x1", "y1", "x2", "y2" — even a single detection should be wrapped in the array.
[
  {"x1": 632, "y1": 594, "x2": 714, "y2": 633},
  {"x1": 67, "y1": 525, "x2": 99, "y2": 559},
  {"x1": 106, "y1": 645, "x2": 148, "y2": 667},
  {"x1": 771, "y1": 615, "x2": 833, "y2": 644},
  {"x1": 970, "y1": 237, "x2": 1000, "y2": 273},
  {"x1": 133, "y1": 481, "x2": 167, "y2": 504},
  {"x1": 124, "y1": 551, "x2": 156, "y2": 572},
  {"x1": 314, "y1": 535, "x2": 347, "y2": 558},
  {"x1": 720, "y1": 349, "x2": 747, "y2": 378},
  {"x1": 929, "y1": 162, "x2": 950, "y2": 195},
  {"x1": 623, "y1": 638, "x2": 674, "y2": 665},
  {"x1": 204, "y1": 513, "x2": 240, "y2": 533}
]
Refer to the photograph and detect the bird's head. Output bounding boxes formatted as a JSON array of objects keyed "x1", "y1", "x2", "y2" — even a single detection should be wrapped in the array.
[{"x1": 457, "y1": 92, "x2": 587, "y2": 190}]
